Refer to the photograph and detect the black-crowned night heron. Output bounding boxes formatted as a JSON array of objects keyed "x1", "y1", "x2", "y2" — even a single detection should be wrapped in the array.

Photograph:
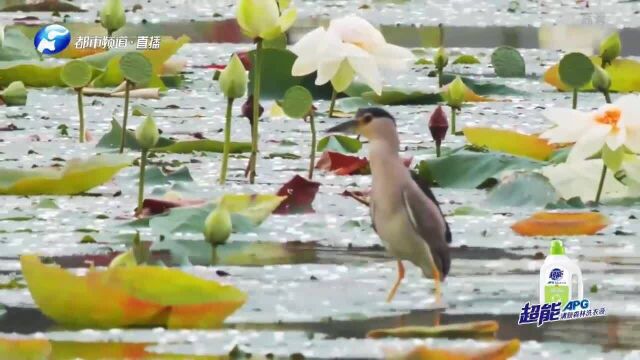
[{"x1": 327, "y1": 108, "x2": 451, "y2": 303}]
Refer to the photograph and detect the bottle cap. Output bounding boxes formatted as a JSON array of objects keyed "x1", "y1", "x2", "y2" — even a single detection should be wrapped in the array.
[{"x1": 549, "y1": 240, "x2": 565, "y2": 255}]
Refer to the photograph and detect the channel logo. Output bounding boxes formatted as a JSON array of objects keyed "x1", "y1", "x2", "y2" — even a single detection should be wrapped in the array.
[{"x1": 34, "y1": 24, "x2": 71, "y2": 55}]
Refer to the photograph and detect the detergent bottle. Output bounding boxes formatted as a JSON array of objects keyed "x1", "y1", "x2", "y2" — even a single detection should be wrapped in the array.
[{"x1": 539, "y1": 240, "x2": 583, "y2": 306}]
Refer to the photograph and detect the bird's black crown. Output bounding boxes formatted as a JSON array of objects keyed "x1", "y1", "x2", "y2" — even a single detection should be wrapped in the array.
[{"x1": 356, "y1": 107, "x2": 395, "y2": 124}]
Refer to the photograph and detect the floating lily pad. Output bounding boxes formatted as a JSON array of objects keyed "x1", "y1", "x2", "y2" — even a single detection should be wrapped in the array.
[
  {"x1": 367, "y1": 320, "x2": 498, "y2": 339},
  {"x1": 0, "y1": 154, "x2": 131, "y2": 195},
  {"x1": 417, "y1": 150, "x2": 545, "y2": 189},
  {"x1": 512, "y1": 212, "x2": 609, "y2": 236},
  {"x1": 21, "y1": 255, "x2": 246, "y2": 329},
  {"x1": 487, "y1": 172, "x2": 560, "y2": 207},
  {"x1": 452, "y1": 54, "x2": 481, "y2": 65},
  {"x1": 463, "y1": 127, "x2": 555, "y2": 161}
]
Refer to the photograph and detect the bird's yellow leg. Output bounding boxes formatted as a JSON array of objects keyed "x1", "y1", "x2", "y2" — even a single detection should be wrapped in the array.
[
  {"x1": 430, "y1": 262, "x2": 442, "y2": 304},
  {"x1": 386, "y1": 260, "x2": 405, "y2": 303}
]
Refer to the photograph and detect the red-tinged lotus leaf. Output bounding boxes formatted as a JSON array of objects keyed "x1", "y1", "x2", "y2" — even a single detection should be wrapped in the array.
[
  {"x1": 141, "y1": 197, "x2": 207, "y2": 217},
  {"x1": 218, "y1": 194, "x2": 286, "y2": 226},
  {"x1": 0, "y1": 338, "x2": 52, "y2": 360},
  {"x1": 393, "y1": 339, "x2": 520, "y2": 360},
  {"x1": 511, "y1": 212, "x2": 609, "y2": 236},
  {"x1": 274, "y1": 175, "x2": 321, "y2": 214},
  {"x1": 316, "y1": 151, "x2": 413, "y2": 175},
  {"x1": 316, "y1": 151, "x2": 370, "y2": 175},
  {"x1": 463, "y1": 127, "x2": 555, "y2": 161},
  {"x1": 21, "y1": 255, "x2": 246, "y2": 329}
]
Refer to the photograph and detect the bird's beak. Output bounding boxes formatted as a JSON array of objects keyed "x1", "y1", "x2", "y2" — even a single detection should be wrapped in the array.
[{"x1": 325, "y1": 119, "x2": 359, "y2": 134}]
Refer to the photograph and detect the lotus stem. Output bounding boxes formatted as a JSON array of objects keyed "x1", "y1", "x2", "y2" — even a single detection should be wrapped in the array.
[
  {"x1": 119, "y1": 81, "x2": 132, "y2": 153},
  {"x1": 248, "y1": 39, "x2": 264, "y2": 184},
  {"x1": 572, "y1": 88, "x2": 578, "y2": 109},
  {"x1": 219, "y1": 97, "x2": 234, "y2": 184},
  {"x1": 308, "y1": 112, "x2": 317, "y2": 179},
  {"x1": 437, "y1": 68, "x2": 444, "y2": 88},
  {"x1": 137, "y1": 149, "x2": 148, "y2": 214},
  {"x1": 77, "y1": 88, "x2": 85, "y2": 143},
  {"x1": 328, "y1": 88, "x2": 338, "y2": 118},
  {"x1": 435, "y1": 140, "x2": 441, "y2": 157},
  {"x1": 211, "y1": 244, "x2": 218, "y2": 265},
  {"x1": 450, "y1": 106, "x2": 456, "y2": 134},
  {"x1": 595, "y1": 164, "x2": 607, "y2": 205},
  {"x1": 604, "y1": 90, "x2": 612, "y2": 104}
]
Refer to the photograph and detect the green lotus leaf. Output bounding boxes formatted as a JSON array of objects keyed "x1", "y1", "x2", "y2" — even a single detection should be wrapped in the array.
[
  {"x1": 119, "y1": 52, "x2": 153, "y2": 85},
  {"x1": 559, "y1": 52, "x2": 595, "y2": 89},
  {"x1": 60, "y1": 60, "x2": 93, "y2": 89},
  {"x1": 491, "y1": 46, "x2": 525, "y2": 77},
  {"x1": 282, "y1": 85, "x2": 313, "y2": 118}
]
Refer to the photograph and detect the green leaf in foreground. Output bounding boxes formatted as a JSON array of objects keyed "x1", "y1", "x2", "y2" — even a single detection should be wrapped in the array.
[
  {"x1": 0, "y1": 154, "x2": 131, "y2": 195},
  {"x1": 282, "y1": 86, "x2": 313, "y2": 118},
  {"x1": 416, "y1": 150, "x2": 545, "y2": 188},
  {"x1": 119, "y1": 52, "x2": 153, "y2": 85},
  {"x1": 316, "y1": 135, "x2": 362, "y2": 153},
  {"x1": 559, "y1": 52, "x2": 595, "y2": 88},
  {"x1": 491, "y1": 46, "x2": 525, "y2": 77},
  {"x1": 60, "y1": 60, "x2": 93, "y2": 89},
  {"x1": 1, "y1": 81, "x2": 27, "y2": 106}
]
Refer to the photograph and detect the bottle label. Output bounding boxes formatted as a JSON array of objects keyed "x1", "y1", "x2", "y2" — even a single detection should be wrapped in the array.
[{"x1": 545, "y1": 285, "x2": 569, "y2": 305}]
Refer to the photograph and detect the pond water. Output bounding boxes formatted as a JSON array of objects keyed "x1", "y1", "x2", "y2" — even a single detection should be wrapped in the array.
[{"x1": 1, "y1": 0, "x2": 640, "y2": 359}]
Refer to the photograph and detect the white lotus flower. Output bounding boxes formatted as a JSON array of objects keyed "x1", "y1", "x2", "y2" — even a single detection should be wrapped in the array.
[
  {"x1": 290, "y1": 15, "x2": 414, "y2": 95},
  {"x1": 540, "y1": 94, "x2": 640, "y2": 161}
]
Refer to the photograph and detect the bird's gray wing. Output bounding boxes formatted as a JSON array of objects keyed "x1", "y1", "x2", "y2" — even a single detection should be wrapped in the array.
[
  {"x1": 410, "y1": 170, "x2": 451, "y2": 244},
  {"x1": 401, "y1": 186, "x2": 451, "y2": 278}
]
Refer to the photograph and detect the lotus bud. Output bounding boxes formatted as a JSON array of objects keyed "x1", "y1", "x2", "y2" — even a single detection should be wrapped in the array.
[
  {"x1": 100, "y1": 0, "x2": 126, "y2": 36},
  {"x1": 599, "y1": 32, "x2": 621, "y2": 67},
  {"x1": 242, "y1": 95, "x2": 264, "y2": 126},
  {"x1": 219, "y1": 54, "x2": 248, "y2": 99},
  {"x1": 236, "y1": 0, "x2": 297, "y2": 40},
  {"x1": 443, "y1": 76, "x2": 466, "y2": 109},
  {"x1": 135, "y1": 116, "x2": 159, "y2": 150},
  {"x1": 434, "y1": 47, "x2": 448, "y2": 70},
  {"x1": 591, "y1": 65, "x2": 611, "y2": 93},
  {"x1": 429, "y1": 105, "x2": 449, "y2": 143},
  {"x1": 203, "y1": 205, "x2": 232, "y2": 246}
]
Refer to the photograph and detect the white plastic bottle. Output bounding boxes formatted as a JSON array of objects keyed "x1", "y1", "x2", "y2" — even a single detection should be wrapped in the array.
[{"x1": 539, "y1": 240, "x2": 583, "y2": 305}]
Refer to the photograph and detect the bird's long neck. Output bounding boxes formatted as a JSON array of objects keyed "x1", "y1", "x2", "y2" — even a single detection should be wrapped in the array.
[{"x1": 369, "y1": 136, "x2": 406, "y2": 191}]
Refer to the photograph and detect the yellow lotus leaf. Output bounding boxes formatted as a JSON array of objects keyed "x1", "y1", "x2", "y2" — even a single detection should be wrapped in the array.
[
  {"x1": 463, "y1": 127, "x2": 555, "y2": 160},
  {"x1": 219, "y1": 194, "x2": 286, "y2": 226},
  {"x1": 511, "y1": 212, "x2": 609, "y2": 236},
  {"x1": 21, "y1": 255, "x2": 246, "y2": 329},
  {"x1": 0, "y1": 154, "x2": 131, "y2": 195},
  {"x1": 544, "y1": 57, "x2": 640, "y2": 92},
  {"x1": 367, "y1": 320, "x2": 498, "y2": 339},
  {"x1": 0, "y1": 338, "x2": 52, "y2": 360},
  {"x1": 387, "y1": 339, "x2": 520, "y2": 360}
]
